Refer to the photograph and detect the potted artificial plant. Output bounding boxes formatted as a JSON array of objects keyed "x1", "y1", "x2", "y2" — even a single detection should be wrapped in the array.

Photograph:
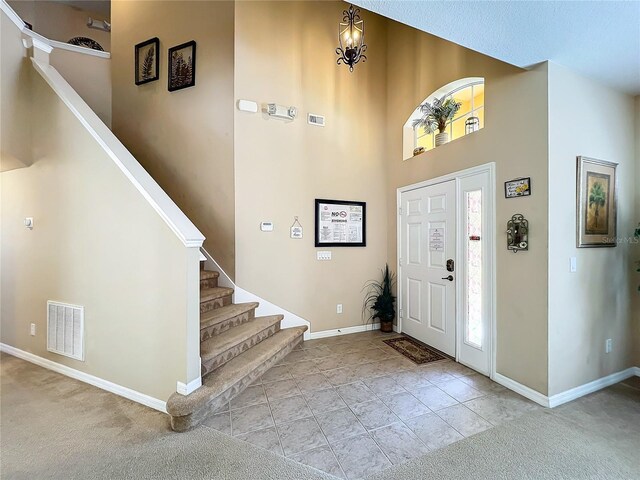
[
  {"x1": 362, "y1": 264, "x2": 396, "y2": 333},
  {"x1": 412, "y1": 95, "x2": 462, "y2": 147}
]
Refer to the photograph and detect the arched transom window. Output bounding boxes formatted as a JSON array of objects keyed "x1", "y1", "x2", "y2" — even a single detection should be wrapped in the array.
[{"x1": 403, "y1": 77, "x2": 485, "y2": 160}]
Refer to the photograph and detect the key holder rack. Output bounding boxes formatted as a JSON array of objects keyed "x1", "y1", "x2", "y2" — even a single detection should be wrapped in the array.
[{"x1": 507, "y1": 214, "x2": 529, "y2": 253}]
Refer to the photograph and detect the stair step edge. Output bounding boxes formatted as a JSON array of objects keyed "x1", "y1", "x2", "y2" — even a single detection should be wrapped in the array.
[
  {"x1": 167, "y1": 326, "x2": 307, "y2": 417},
  {"x1": 200, "y1": 287, "x2": 234, "y2": 302},
  {"x1": 200, "y1": 302, "x2": 259, "y2": 328},
  {"x1": 201, "y1": 315, "x2": 283, "y2": 359},
  {"x1": 200, "y1": 270, "x2": 220, "y2": 280}
]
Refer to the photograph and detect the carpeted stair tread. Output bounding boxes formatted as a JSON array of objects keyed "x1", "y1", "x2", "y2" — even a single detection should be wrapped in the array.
[
  {"x1": 200, "y1": 302, "x2": 259, "y2": 329},
  {"x1": 200, "y1": 287, "x2": 233, "y2": 303},
  {"x1": 200, "y1": 270, "x2": 219, "y2": 280},
  {"x1": 167, "y1": 326, "x2": 307, "y2": 419},
  {"x1": 201, "y1": 315, "x2": 283, "y2": 362}
]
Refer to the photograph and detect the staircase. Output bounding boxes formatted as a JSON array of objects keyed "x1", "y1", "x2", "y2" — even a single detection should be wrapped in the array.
[{"x1": 166, "y1": 265, "x2": 307, "y2": 431}]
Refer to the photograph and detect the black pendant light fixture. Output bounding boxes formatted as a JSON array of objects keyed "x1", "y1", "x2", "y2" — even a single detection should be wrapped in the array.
[{"x1": 336, "y1": 4, "x2": 367, "y2": 72}]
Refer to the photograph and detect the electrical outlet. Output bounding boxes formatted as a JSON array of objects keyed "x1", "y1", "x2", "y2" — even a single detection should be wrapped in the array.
[
  {"x1": 30, "y1": 323, "x2": 36, "y2": 336},
  {"x1": 605, "y1": 338, "x2": 612, "y2": 354},
  {"x1": 337, "y1": 304, "x2": 343, "y2": 314}
]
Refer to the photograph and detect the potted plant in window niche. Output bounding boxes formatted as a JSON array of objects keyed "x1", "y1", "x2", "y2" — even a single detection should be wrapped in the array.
[
  {"x1": 412, "y1": 96, "x2": 462, "y2": 147},
  {"x1": 362, "y1": 264, "x2": 396, "y2": 333}
]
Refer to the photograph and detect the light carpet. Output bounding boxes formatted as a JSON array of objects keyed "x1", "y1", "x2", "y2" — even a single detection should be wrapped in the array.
[{"x1": 1, "y1": 353, "x2": 639, "y2": 479}]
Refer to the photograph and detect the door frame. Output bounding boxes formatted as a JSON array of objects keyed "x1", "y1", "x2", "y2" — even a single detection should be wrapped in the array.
[{"x1": 396, "y1": 162, "x2": 497, "y2": 379}]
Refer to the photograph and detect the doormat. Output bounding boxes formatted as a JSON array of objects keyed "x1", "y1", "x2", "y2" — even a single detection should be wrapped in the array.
[{"x1": 383, "y1": 336, "x2": 448, "y2": 365}]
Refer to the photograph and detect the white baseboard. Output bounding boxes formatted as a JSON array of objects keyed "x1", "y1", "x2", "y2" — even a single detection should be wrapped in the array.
[
  {"x1": 1, "y1": 343, "x2": 167, "y2": 413},
  {"x1": 547, "y1": 367, "x2": 638, "y2": 408},
  {"x1": 177, "y1": 376, "x2": 202, "y2": 396},
  {"x1": 308, "y1": 323, "x2": 382, "y2": 340},
  {"x1": 494, "y1": 366, "x2": 640, "y2": 409},
  {"x1": 493, "y1": 372, "x2": 550, "y2": 407}
]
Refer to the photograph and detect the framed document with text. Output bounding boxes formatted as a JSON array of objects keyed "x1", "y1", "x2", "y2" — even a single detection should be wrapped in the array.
[{"x1": 315, "y1": 199, "x2": 366, "y2": 247}]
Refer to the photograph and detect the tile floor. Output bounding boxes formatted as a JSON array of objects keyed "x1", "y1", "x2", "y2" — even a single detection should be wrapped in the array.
[{"x1": 202, "y1": 331, "x2": 540, "y2": 480}]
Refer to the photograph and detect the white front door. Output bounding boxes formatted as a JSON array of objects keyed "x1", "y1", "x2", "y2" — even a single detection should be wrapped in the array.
[{"x1": 400, "y1": 180, "x2": 456, "y2": 356}]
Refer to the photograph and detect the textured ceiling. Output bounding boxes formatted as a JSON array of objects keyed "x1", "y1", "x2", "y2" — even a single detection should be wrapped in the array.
[
  {"x1": 53, "y1": 0, "x2": 110, "y2": 17},
  {"x1": 353, "y1": 0, "x2": 640, "y2": 95}
]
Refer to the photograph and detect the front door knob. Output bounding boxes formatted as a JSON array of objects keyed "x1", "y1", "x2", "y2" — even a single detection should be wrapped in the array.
[{"x1": 441, "y1": 275, "x2": 454, "y2": 282}]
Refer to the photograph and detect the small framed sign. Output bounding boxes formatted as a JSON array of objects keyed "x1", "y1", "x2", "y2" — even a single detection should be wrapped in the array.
[
  {"x1": 504, "y1": 177, "x2": 531, "y2": 198},
  {"x1": 290, "y1": 217, "x2": 303, "y2": 239},
  {"x1": 315, "y1": 199, "x2": 366, "y2": 247}
]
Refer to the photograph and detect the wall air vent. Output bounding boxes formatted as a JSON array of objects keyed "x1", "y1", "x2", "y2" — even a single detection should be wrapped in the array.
[
  {"x1": 47, "y1": 301, "x2": 84, "y2": 361},
  {"x1": 307, "y1": 113, "x2": 325, "y2": 127}
]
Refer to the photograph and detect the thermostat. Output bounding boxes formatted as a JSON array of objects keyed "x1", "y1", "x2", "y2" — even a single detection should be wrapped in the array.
[
  {"x1": 260, "y1": 222, "x2": 274, "y2": 232},
  {"x1": 238, "y1": 99, "x2": 258, "y2": 113}
]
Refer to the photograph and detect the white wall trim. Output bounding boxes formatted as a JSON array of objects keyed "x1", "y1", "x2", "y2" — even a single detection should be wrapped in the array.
[
  {"x1": 0, "y1": 343, "x2": 167, "y2": 413},
  {"x1": 202, "y1": 248, "x2": 393, "y2": 341},
  {"x1": 200, "y1": 248, "x2": 234, "y2": 289},
  {"x1": 309, "y1": 323, "x2": 381, "y2": 340},
  {"x1": 493, "y1": 372, "x2": 550, "y2": 407},
  {"x1": 49, "y1": 39, "x2": 110, "y2": 58},
  {"x1": 0, "y1": 0, "x2": 24, "y2": 29},
  {"x1": 547, "y1": 367, "x2": 638, "y2": 408},
  {"x1": 176, "y1": 376, "x2": 202, "y2": 396},
  {"x1": 495, "y1": 366, "x2": 640, "y2": 409},
  {"x1": 201, "y1": 248, "x2": 312, "y2": 340},
  {"x1": 32, "y1": 37, "x2": 53, "y2": 54}
]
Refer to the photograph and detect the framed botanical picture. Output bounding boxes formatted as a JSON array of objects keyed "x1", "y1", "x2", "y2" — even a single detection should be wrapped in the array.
[
  {"x1": 315, "y1": 199, "x2": 366, "y2": 247},
  {"x1": 134, "y1": 37, "x2": 159, "y2": 85},
  {"x1": 168, "y1": 40, "x2": 196, "y2": 92},
  {"x1": 576, "y1": 156, "x2": 617, "y2": 247},
  {"x1": 504, "y1": 177, "x2": 531, "y2": 198}
]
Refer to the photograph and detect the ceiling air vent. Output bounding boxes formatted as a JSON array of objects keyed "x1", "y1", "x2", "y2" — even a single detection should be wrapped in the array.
[
  {"x1": 47, "y1": 301, "x2": 84, "y2": 361},
  {"x1": 307, "y1": 113, "x2": 325, "y2": 127}
]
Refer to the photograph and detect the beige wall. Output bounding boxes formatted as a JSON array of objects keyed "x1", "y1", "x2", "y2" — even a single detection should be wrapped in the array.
[
  {"x1": 234, "y1": 1, "x2": 389, "y2": 332},
  {"x1": 385, "y1": 23, "x2": 550, "y2": 393},
  {"x1": 1, "y1": 12, "x2": 33, "y2": 172},
  {"x1": 111, "y1": 0, "x2": 236, "y2": 278},
  {"x1": 50, "y1": 48, "x2": 111, "y2": 127},
  {"x1": 8, "y1": 0, "x2": 111, "y2": 51},
  {"x1": 547, "y1": 63, "x2": 637, "y2": 395},
  {"x1": 1, "y1": 18, "x2": 195, "y2": 400}
]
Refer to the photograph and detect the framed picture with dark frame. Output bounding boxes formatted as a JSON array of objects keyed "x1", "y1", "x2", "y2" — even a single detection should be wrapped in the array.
[
  {"x1": 168, "y1": 40, "x2": 196, "y2": 92},
  {"x1": 315, "y1": 199, "x2": 366, "y2": 247},
  {"x1": 134, "y1": 37, "x2": 159, "y2": 86},
  {"x1": 504, "y1": 177, "x2": 531, "y2": 198},
  {"x1": 576, "y1": 156, "x2": 617, "y2": 247}
]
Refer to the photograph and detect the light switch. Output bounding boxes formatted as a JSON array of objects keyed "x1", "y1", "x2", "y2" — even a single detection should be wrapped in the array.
[
  {"x1": 24, "y1": 217, "x2": 34, "y2": 230},
  {"x1": 569, "y1": 257, "x2": 577, "y2": 273},
  {"x1": 317, "y1": 251, "x2": 332, "y2": 261}
]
